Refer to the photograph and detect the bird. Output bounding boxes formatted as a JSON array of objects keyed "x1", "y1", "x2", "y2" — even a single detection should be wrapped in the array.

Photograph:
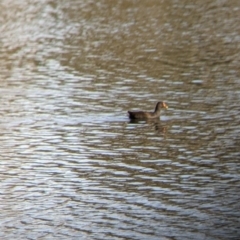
[{"x1": 128, "y1": 101, "x2": 168, "y2": 119}]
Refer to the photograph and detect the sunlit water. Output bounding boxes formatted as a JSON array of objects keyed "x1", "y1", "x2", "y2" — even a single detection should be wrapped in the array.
[{"x1": 0, "y1": 0, "x2": 240, "y2": 239}]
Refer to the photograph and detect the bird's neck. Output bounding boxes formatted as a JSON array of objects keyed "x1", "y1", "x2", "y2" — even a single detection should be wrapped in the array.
[
  {"x1": 154, "y1": 106, "x2": 161, "y2": 113},
  {"x1": 152, "y1": 108, "x2": 161, "y2": 117}
]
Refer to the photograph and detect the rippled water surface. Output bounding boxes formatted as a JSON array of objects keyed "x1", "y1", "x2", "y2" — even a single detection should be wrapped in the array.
[{"x1": 0, "y1": 0, "x2": 240, "y2": 239}]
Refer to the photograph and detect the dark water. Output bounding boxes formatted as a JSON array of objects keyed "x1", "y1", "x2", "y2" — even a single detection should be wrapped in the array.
[{"x1": 0, "y1": 0, "x2": 240, "y2": 239}]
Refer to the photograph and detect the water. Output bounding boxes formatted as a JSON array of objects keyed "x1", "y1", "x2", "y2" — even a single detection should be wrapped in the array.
[{"x1": 0, "y1": 0, "x2": 240, "y2": 239}]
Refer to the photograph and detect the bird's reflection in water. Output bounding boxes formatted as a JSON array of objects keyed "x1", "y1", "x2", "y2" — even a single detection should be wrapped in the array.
[{"x1": 128, "y1": 118, "x2": 168, "y2": 135}]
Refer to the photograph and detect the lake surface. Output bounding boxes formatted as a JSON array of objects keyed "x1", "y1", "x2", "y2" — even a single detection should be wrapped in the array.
[{"x1": 0, "y1": 0, "x2": 240, "y2": 239}]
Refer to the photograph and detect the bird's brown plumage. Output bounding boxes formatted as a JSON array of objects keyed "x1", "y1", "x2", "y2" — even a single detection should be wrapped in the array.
[{"x1": 128, "y1": 101, "x2": 168, "y2": 119}]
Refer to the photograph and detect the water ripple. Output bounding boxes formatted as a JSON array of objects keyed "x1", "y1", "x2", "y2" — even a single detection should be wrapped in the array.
[{"x1": 0, "y1": 0, "x2": 240, "y2": 239}]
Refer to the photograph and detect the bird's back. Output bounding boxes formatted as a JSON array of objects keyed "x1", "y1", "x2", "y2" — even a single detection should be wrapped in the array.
[{"x1": 128, "y1": 111, "x2": 154, "y2": 119}]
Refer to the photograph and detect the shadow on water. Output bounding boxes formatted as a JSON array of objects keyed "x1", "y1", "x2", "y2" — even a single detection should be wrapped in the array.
[{"x1": 128, "y1": 118, "x2": 168, "y2": 135}]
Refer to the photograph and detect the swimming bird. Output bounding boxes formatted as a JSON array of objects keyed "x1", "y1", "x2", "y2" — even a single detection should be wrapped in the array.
[{"x1": 128, "y1": 101, "x2": 168, "y2": 119}]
